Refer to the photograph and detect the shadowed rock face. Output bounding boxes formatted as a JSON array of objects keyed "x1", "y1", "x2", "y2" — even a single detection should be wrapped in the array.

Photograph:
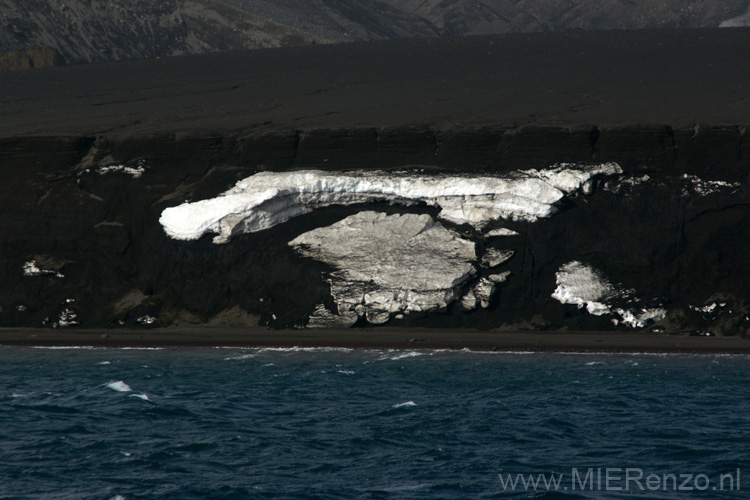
[
  {"x1": 1, "y1": 131, "x2": 748, "y2": 336},
  {"x1": 1, "y1": 31, "x2": 749, "y2": 335}
]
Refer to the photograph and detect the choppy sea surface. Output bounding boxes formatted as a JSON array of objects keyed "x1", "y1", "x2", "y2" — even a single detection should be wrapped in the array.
[{"x1": 1, "y1": 346, "x2": 749, "y2": 500}]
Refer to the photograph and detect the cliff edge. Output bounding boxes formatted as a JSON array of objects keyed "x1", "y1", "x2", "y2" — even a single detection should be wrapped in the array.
[{"x1": 1, "y1": 29, "x2": 749, "y2": 335}]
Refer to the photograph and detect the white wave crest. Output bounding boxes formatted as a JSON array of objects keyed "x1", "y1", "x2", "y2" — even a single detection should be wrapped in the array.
[
  {"x1": 392, "y1": 401, "x2": 417, "y2": 408},
  {"x1": 389, "y1": 351, "x2": 426, "y2": 360},
  {"x1": 106, "y1": 381, "x2": 132, "y2": 392}
]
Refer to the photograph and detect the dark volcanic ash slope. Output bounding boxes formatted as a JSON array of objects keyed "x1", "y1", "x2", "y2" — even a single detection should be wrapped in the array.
[{"x1": 1, "y1": 30, "x2": 749, "y2": 335}]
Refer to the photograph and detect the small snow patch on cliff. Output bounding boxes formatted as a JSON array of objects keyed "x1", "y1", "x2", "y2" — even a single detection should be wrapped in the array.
[
  {"x1": 23, "y1": 260, "x2": 63, "y2": 278},
  {"x1": 552, "y1": 261, "x2": 665, "y2": 328},
  {"x1": 552, "y1": 261, "x2": 619, "y2": 316},
  {"x1": 681, "y1": 174, "x2": 740, "y2": 197}
]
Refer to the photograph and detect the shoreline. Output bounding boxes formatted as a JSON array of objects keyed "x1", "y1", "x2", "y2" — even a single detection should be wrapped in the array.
[{"x1": 1, "y1": 328, "x2": 749, "y2": 354}]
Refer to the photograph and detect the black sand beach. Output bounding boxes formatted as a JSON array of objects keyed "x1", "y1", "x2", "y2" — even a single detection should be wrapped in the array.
[{"x1": 1, "y1": 328, "x2": 749, "y2": 354}]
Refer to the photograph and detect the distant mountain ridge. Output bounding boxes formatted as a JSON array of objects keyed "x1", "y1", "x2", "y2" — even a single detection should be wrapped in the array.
[
  {"x1": 0, "y1": 0, "x2": 323, "y2": 65},
  {"x1": 224, "y1": 0, "x2": 750, "y2": 41},
  {"x1": 2, "y1": 0, "x2": 749, "y2": 65}
]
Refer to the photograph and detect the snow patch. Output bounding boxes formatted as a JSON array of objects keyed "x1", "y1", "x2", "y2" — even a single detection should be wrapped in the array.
[
  {"x1": 681, "y1": 174, "x2": 740, "y2": 197},
  {"x1": 612, "y1": 307, "x2": 667, "y2": 329},
  {"x1": 488, "y1": 271, "x2": 511, "y2": 283},
  {"x1": 604, "y1": 174, "x2": 651, "y2": 194},
  {"x1": 47, "y1": 307, "x2": 79, "y2": 328},
  {"x1": 552, "y1": 261, "x2": 665, "y2": 328},
  {"x1": 137, "y1": 315, "x2": 157, "y2": 325},
  {"x1": 689, "y1": 301, "x2": 730, "y2": 320},
  {"x1": 720, "y1": 6, "x2": 750, "y2": 27},
  {"x1": 23, "y1": 260, "x2": 63, "y2": 278},
  {"x1": 96, "y1": 161, "x2": 146, "y2": 178},
  {"x1": 690, "y1": 302, "x2": 724, "y2": 314},
  {"x1": 160, "y1": 164, "x2": 621, "y2": 243},
  {"x1": 483, "y1": 227, "x2": 519, "y2": 237},
  {"x1": 552, "y1": 261, "x2": 620, "y2": 316}
]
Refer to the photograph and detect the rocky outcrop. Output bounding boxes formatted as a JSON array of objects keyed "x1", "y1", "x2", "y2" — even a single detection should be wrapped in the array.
[{"x1": 0, "y1": 46, "x2": 66, "y2": 71}]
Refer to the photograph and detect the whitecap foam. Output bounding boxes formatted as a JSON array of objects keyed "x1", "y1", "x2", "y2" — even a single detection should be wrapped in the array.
[
  {"x1": 31, "y1": 346, "x2": 98, "y2": 350},
  {"x1": 387, "y1": 351, "x2": 427, "y2": 361},
  {"x1": 116, "y1": 347, "x2": 164, "y2": 350},
  {"x1": 106, "y1": 381, "x2": 132, "y2": 392},
  {"x1": 392, "y1": 401, "x2": 417, "y2": 408},
  {"x1": 130, "y1": 393, "x2": 150, "y2": 401},
  {"x1": 256, "y1": 346, "x2": 355, "y2": 354},
  {"x1": 224, "y1": 353, "x2": 257, "y2": 360}
]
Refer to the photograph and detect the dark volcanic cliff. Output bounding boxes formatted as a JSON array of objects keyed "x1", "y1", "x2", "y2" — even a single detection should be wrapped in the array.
[{"x1": 1, "y1": 30, "x2": 749, "y2": 335}]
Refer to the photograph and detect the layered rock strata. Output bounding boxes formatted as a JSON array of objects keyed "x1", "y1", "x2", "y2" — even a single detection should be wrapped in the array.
[{"x1": 1, "y1": 130, "x2": 749, "y2": 336}]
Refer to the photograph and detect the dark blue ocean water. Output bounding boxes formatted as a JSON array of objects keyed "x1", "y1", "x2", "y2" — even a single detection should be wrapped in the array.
[{"x1": 1, "y1": 346, "x2": 749, "y2": 500}]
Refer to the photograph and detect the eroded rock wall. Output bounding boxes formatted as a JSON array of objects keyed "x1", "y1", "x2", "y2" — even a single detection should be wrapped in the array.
[{"x1": 1, "y1": 125, "x2": 749, "y2": 335}]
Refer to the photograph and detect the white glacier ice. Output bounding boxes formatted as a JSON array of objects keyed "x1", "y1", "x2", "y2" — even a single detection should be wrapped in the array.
[
  {"x1": 290, "y1": 211, "x2": 477, "y2": 327},
  {"x1": 160, "y1": 163, "x2": 622, "y2": 243}
]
